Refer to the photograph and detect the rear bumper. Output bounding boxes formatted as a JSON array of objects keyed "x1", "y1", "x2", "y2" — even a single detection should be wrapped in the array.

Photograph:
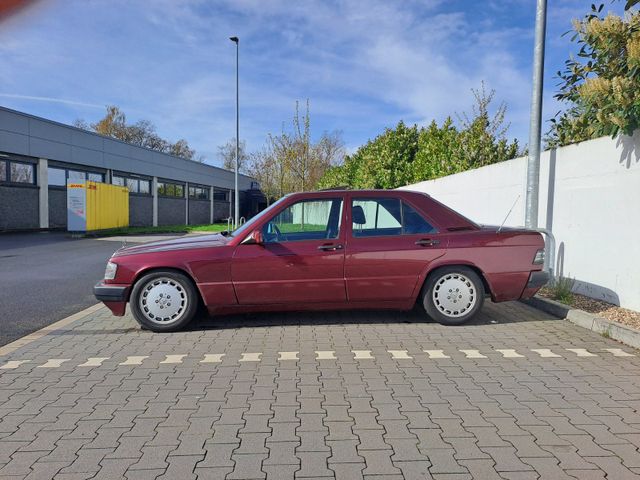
[
  {"x1": 526, "y1": 270, "x2": 550, "y2": 289},
  {"x1": 520, "y1": 270, "x2": 549, "y2": 300},
  {"x1": 94, "y1": 282, "x2": 128, "y2": 302}
]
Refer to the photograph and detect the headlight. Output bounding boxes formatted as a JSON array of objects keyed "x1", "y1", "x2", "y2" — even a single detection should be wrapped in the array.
[
  {"x1": 533, "y1": 248, "x2": 545, "y2": 265},
  {"x1": 104, "y1": 261, "x2": 118, "y2": 280}
]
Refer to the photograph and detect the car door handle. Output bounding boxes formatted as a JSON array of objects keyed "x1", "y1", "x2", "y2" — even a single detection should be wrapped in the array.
[
  {"x1": 317, "y1": 244, "x2": 344, "y2": 251},
  {"x1": 415, "y1": 238, "x2": 440, "y2": 247}
]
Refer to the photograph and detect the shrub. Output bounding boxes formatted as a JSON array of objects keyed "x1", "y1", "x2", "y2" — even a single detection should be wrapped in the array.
[{"x1": 549, "y1": 276, "x2": 575, "y2": 305}]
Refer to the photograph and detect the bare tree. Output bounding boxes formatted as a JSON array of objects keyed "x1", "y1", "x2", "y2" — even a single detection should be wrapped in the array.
[
  {"x1": 248, "y1": 100, "x2": 345, "y2": 202},
  {"x1": 75, "y1": 106, "x2": 202, "y2": 162},
  {"x1": 217, "y1": 138, "x2": 249, "y2": 173}
]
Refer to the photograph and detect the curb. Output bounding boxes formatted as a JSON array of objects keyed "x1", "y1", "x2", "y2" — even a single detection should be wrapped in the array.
[
  {"x1": 0, "y1": 303, "x2": 105, "y2": 357},
  {"x1": 522, "y1": 296, "x2": 640, "y2": 350}
]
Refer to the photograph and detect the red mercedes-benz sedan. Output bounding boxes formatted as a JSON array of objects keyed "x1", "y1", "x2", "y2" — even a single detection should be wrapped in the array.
[{"x1": 94, "y1": 190, "x2": 548, "y2": 332}]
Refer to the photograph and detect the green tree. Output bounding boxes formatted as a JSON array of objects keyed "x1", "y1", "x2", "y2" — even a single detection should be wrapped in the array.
[
  {"x1": 318, "y1": 85, "x2": 521, "y2": 190},
  {"x1": 547, "y1": 2, "x2": 640, "y2": 147}
]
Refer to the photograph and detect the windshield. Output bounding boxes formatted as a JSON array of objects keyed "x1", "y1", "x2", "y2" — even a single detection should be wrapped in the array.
[{"x1": 230, "y1": 196, "x2": 289, "y2": 238}]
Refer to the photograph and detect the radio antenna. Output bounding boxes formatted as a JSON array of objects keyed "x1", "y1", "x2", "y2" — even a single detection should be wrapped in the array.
[{"x1": 497, "y1": 195, "x2": 520, "y2": 233}]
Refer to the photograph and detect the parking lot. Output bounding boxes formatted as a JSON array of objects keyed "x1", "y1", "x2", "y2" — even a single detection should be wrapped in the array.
[
  {"x1": 0, "y1": 232, "x2": 153, "y2": 346},
  {"x1": 1, "y1": 301, "x2": 639, "y2": 479}
]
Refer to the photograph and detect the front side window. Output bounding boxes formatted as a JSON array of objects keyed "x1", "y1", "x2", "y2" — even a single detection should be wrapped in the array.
[
  {"x1": 263, "y1": 198, "x2": 343, "y2": 243},
  {"x1": 352, "y1": 198, "x2": 435, "y2": 237},
  {"x1": 10, "y1": 162, "x2": 35, "y2": 184}
]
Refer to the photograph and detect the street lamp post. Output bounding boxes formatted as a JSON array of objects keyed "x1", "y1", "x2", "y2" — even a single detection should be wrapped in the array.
[
  {"x1": 524, "y1": 0, "x2": 547, "y2": 229},
  {"x1": 229, "y1": 36, "x2": 240, "y2": 229}
]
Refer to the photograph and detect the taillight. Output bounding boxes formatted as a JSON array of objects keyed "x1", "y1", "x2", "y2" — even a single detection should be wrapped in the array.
[{"x1": 533, "y1": 248, "x2": 545, "y2": 265}]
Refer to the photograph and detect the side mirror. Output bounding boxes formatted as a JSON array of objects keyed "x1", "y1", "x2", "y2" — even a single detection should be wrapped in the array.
[{"x1": 242, "y1": 229, "x2": 264, "y2": 246}]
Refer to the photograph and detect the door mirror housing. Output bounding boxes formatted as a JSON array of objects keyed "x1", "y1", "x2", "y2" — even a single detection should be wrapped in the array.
[{"x1": 242, "y1": 229, "x2": 264, "y2": 246}]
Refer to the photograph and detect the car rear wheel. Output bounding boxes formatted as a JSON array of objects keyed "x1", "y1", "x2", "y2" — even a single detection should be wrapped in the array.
[
  {"x1": 130, "y1": 270, "x2": 199, "y2": 332},
  {"x1": 422, "y1": 266, "x2": 484, "y2": 326}
]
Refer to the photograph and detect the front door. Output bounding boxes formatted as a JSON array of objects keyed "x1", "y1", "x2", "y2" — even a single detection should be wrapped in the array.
[
  {"x1": 232, "y1": 197, "x2": 346, "y2": 305},
  {"x1": 345, "y1": 195, "x2": 447, "y2": 302}
]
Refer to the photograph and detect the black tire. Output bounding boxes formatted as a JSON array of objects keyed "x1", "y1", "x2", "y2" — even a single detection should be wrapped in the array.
[
  {"x1": 422, "y1": 266, "x2": 485, "y2": 326},
  {"x1": 129, "y1": 270, "x2": 199, "y2": 332}
]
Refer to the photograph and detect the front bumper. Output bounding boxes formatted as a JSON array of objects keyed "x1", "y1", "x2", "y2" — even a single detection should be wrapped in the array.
[
  {"x1": 94, "y1": 282, "x2": 128, "y2": 302},
  {"x1": 526, "y1": 270, "x2": 550, "y2": 289}
]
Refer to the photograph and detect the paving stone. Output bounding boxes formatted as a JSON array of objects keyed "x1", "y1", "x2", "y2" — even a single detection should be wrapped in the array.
[
  {"x1": 264, "y1": 464, "x2": 299, "y2": 479},
  {"x1": 330, "y1": 462, "x2": 365, "y2": 480},
  {"x1": 327, "y1": 439, "x2": 363, "y2": 464},
  {"x1": 157, "y1": 454, "x2": 201, "y2": 480},
  {"x1": 264, "y1": 441, "x2": 299, "y2": 466},
  {"x1": 59, "y1": 447, "x2": 113, "y2": 473},
  {"x1": 5, "y1": 302, "x2": 640, "y2": 480},
  {"x1": 297, "y1": 430, "x2": 330, "y2": 452},
  {"x1": 128, "y1": 445, "x2": 173, "y2": 471},
  {"x1": 294, "y1": 451, "x2": 333, "y2": 478},
  {"x1": 359, "y1": 449, "x2": 402, "y2": 476}
]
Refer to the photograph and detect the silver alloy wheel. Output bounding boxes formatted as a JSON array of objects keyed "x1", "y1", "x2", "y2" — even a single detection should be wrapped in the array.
[
  {"x1": 432, "y1": 272, "x2": 477, "y2": 318},
  {"x1": 139, "y1": 277, "x2": 188, "y2": 324}
]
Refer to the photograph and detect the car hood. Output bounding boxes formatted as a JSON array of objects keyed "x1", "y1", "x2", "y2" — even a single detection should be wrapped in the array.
[{"x1": 112, "y1": 233, "x2": 231, "y2": 257}]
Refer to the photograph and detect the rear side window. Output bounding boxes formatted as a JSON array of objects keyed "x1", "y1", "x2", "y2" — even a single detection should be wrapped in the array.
[
  {"x1": 402, "y1": 201, "x2": 436, "y2": 234},
  {"x1": 351, "y1": 198, "x2": 435, "y2": 237}
]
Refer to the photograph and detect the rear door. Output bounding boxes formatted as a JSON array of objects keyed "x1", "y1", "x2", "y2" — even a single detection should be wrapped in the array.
[
  {"x1": 345, "y1": 194, "x2": 447, "y2": 302},
  {"x1": 232, "y1": 196, "x2": 347, "y2": 304}
]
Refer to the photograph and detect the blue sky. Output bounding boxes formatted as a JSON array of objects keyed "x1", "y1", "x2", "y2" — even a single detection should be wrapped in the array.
[{"x1": 0, "y1": 0, "x2": 626, "y2": 166}]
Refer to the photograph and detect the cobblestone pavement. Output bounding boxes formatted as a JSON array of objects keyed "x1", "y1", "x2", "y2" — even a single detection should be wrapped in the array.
[{"x1": 1, "y1": 302, "x2": 640, "y2": 479}]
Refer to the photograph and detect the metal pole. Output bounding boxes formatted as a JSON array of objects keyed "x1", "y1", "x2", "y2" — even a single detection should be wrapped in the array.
[
  {"x1": 230, "y1": 36, "x2": 240, "y2": 229},
  {"x1": 524, "y1": 0, "x2": 547, "y2": 229}
]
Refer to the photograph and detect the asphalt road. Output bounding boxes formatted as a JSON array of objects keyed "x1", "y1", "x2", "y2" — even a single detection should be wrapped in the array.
[{"x1": 0, "y1": 232, "x2": 142, "y2": 347}]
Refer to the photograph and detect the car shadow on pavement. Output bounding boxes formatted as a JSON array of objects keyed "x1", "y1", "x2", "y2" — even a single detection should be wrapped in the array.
[{"x1": 187, "y1": 301, "x2": 559, "y2": 332}]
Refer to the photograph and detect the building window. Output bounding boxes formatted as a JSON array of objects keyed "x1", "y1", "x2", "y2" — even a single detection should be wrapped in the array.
[
  {"x1": 9, "y1": 162, "x2": 35, "y2": 184},
  {"x1": 189, "y1": 185, "x2": 209, "y2": 200},
  {"x1": 126, "y1": 178, "x2": 139, "y2": 193},
  {"x1": 48, "y1": 167, "x2": 66, "y2": 186},
  {"x1": 213, "y1": 189, "x2": 229, "y2": 201},
  {"x1": 139, "y1": 180, "x2": 150, "y2": 194},
  {"x1": 68, "y1": 170, "x2": 86, "y2": 182},
  {"x1": 87, "y1": 172, "x2": 104, "y2": 183},
  {"x1": 48, "y1": 167, "x2": 104, "y2": 186},
  {"x1": 158, "y1": 181, "x2": 184, "y2": 198},
  {"x1": 0, "y1": 160, "x2": 6, "y2": 182},
  {"x1": 112, "y1": 174, "x2": 150, "y2": 195}
]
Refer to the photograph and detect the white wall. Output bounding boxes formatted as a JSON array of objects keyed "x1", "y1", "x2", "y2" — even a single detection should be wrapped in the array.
[{"x1": 400, "y1": 132, "x2": 640, "y2": 311}]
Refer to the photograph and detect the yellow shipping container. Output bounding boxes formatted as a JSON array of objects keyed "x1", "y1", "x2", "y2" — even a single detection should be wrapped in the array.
[{"x1": 85, "y1": 181, "x2": 129, "y2": 231}]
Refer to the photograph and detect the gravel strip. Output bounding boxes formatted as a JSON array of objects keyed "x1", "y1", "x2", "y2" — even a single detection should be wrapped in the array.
[{"x1": 538, "y1": 287, "x2": 640, "y2": 330}]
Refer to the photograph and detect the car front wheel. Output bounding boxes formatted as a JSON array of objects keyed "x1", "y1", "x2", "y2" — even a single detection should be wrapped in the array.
[
  {"x1": 422, "y1": 266, "x2": 484, "y2": 326},
  {"x1": 130, "y1": 270, "x2": 199, "y2": 332}
]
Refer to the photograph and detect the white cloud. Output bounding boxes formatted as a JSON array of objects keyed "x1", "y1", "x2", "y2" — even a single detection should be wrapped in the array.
[{"x1": 0, "y1": 0, "x2": 598, "y2": 162}]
